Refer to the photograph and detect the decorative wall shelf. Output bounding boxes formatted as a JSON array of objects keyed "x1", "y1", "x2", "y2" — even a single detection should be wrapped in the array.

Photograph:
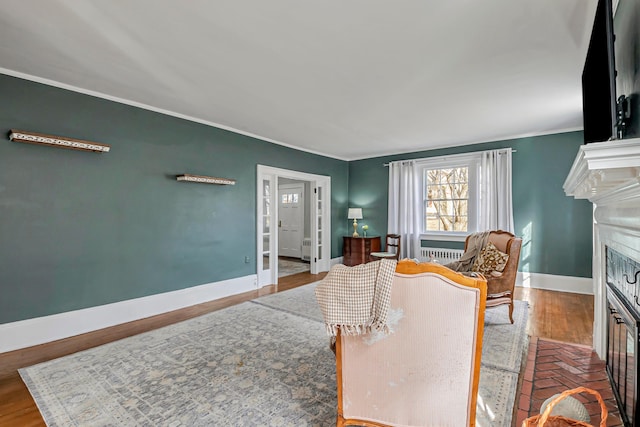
[
  {"x1": 9, "y1": 129, "x2": 111, "y2": 153},
  {"x1": 176, "y1": 174, "x2": 236, "y2": 185}
]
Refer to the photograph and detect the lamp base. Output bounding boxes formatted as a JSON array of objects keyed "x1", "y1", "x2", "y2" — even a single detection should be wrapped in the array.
[{"x1": 352, "y1": 219, "x2": 359, "y2": 237}]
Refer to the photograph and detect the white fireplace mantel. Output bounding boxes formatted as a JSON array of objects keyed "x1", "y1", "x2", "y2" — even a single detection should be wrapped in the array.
[
  {"x1": 564, "y1": 138, "x2": 640, "y2": 202},
  {"x1": 564, "y1": 138, "x2": 640, "y2": 358}
]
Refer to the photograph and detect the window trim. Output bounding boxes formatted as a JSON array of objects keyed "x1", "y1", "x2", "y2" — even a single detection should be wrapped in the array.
[{"x1": 417, "y1": 152, "x2": 481, "y2": 241}]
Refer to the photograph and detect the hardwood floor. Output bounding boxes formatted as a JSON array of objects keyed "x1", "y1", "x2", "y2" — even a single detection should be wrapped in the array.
[
  {"x1": 514, "y1": 286, "x2": 594, "y2": 346},
  {"x1": 0, "y1": 273, "x2": 591, "y2": 426}
]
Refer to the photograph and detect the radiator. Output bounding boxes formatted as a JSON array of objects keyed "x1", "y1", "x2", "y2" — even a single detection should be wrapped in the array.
[
  {"x1": 302, "y1": 238, "x2": 311, "y2": 261},
  {"x1": 420, "y1": 247, "x2": 464, "y2": 263}
]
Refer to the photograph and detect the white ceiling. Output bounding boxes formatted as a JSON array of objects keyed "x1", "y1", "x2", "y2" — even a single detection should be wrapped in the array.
[{"x1": 0, "y1": 0, "x2": 597, "y2": 160}]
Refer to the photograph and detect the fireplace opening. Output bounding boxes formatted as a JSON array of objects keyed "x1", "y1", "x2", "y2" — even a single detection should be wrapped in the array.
[{"x1": 606, "y1": 246, "x2": 640, "y2": 426}]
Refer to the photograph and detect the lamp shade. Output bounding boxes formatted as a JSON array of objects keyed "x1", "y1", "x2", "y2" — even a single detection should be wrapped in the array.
[{"x1": 347, "y1": 208, "x2": 363, "y2": 219}]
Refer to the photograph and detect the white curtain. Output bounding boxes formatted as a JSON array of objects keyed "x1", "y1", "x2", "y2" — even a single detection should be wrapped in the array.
[
  {"x1": 387, "y1": 160, "x2": 421, "y2": 259},
  {"x1": 479, "y1": 148, "x2": 514, "y2": 233}
]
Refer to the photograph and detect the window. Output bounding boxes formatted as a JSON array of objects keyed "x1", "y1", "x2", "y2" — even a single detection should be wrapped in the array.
[
  {"x1": 388, "y1": 149, "x2": 512, "y2": 251},
  {"x1": 419, "y1": 154, "x2": 479, "y2": 240},
  {"x1": 281, "y1": 193, "x2": 299, "y2": 204},
  {"x1": 425, "y1": 167, "x2": 469, "y2": 232}
]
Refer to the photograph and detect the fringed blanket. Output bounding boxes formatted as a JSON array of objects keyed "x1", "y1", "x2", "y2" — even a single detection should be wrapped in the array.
[{"x1": 314, "y1": 258, "x2": 397, "y2": 337}]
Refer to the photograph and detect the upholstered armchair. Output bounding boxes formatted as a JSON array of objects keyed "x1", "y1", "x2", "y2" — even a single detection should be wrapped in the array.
[
  {"x1": 463, "y1": 230, "x2": 522, "y2": 324},
  {"x1": 335, "y1": 261, "x2": 487, "y2": 427}
]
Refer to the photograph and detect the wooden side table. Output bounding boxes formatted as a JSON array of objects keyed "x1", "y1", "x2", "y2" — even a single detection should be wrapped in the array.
[{"x1": 342, "y1": 236, "x2": 381, "y2": 266}]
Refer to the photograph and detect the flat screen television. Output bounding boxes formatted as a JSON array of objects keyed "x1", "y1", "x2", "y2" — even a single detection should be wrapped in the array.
[
  {"x1": 612, "y1": 0, "x2": 639, "y2": 139},
  {"x1": 582, "y1": 0, "x2": 617, "y2": 144}
]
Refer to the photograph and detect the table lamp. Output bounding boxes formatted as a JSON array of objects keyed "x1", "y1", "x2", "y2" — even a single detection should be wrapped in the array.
[{"x1": 348, "y1": 208, "x2": 363, "y2": 237}]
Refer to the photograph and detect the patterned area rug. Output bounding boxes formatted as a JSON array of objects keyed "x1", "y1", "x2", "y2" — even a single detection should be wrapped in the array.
[
  {"x1": 20, "y1": 282, "x2": 528, "y2": 427},
  {"x1": 278, "y1": 258, "x2": 310, "y2": 277}
]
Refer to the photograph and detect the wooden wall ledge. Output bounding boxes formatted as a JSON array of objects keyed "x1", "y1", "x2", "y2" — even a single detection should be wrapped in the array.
[{"x1": 176, "y1": 174, "x2": 236, "y2": 185}]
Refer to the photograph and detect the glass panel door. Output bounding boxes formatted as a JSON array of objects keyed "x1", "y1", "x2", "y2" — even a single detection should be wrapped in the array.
[
  {"x1": 607, "y1": 291, "x2": 639, "y2": 427},
  {"x1": 624, "y1": 327, "x2": 635, "y2": 421},
  {"x1": 311, "y1": 178, "x2": 331, "y2": 274},
  {"x1": 263, "y1": 179, "x2": 271, "y2": 271},
  {"x1": 258, "y1": 174, "x2": 274, "y2": 286},
  {"x1": 317, "y1": 185, "x2": 323, "y2": 262},
  {"x1": 608, "y1": 301, "x2": 616, "y2": 378}
]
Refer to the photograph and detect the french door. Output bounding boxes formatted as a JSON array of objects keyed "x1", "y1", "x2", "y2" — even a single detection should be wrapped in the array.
[{"x1": 256, "y1": 165, "x2": 331, "y2": 287}]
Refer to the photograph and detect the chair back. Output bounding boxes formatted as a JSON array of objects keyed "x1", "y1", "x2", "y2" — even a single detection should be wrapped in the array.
[
  {"x1": 463, "y1": 229, "x2": 513, "y2": 253},
  {"x1": 487, "y1": 230, "x2": 514, "y2": 253},
  {"x1": 336, "y1": 262, "x2": 487, "y2": 427},
  {"x1": 384, "y1": 233, "x2": 401, "y2": 259},
  {"x1": 493, "y1": 233, "x2": 522, "y2": 281}
]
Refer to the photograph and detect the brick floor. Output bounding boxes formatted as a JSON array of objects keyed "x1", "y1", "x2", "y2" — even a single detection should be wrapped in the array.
[{"x1": 515, "y1": 337, "x2": 624, "y2": 426}]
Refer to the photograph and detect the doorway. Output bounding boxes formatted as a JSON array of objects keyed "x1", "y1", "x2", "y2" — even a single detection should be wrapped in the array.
[
  {"x1": 278, "y1": 180, "x2": 310, "y2": 277},
  {"x1": 256, "y1": 165, "x2": 331, "y2": 288}
]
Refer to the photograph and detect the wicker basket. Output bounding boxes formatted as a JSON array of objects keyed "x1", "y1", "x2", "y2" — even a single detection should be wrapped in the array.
[{"x1": 522, "y1": 387, "x2": 608, "y2": 427}]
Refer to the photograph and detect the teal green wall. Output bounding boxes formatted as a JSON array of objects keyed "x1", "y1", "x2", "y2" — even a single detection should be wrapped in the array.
[
  {"x1": 348, "y1": 132, "x2": 593, "y2": 278},
  {"x1": 0, "y1": 75, "x2": 348, "y2": 324},
  {"x1": 0, "y1": 73, "x2": 594, "y2": 326}
]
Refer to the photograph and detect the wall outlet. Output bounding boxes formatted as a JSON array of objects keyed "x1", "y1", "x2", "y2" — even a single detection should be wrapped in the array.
[{"x1": 244, "y1": 256, "x2": 250, "y2": 263}]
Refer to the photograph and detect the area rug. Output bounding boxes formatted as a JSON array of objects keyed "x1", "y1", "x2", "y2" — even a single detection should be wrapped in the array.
[
  {"x1": 20, "y1": 282, "x2": 529, "y2": 427},
  {"x1": 278, "y1": 258, "x2": 310, "y2": 277}
]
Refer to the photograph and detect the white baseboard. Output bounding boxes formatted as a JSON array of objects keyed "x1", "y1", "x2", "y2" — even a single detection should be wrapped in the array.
[
  {"x1": 0, "y1": 274, "x2": 258, "y2": 354},
  {"x1": 516, "y1": 272, "x2": 593, "y2": 295},
  {"x1": 331, "y1": 256, "x2": 343, "y2": 267}
]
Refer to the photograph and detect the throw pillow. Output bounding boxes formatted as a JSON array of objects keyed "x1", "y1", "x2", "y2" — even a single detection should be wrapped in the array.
[{"x1": 471, "y1": 242, "x2": 509, "y2": 274}]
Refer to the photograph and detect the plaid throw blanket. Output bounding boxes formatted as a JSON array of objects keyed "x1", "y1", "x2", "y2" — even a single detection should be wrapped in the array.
[{"x1": 314, "y1": 259, "x2": 397, "y2": 337}]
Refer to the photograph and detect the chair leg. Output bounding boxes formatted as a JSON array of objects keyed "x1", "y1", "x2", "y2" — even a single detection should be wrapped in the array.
[{"x1": 509, "y1": 301, "x2": 514, "y2": 324}]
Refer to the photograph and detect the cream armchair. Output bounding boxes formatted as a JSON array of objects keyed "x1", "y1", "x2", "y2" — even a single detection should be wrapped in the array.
[{"x1": 335, "y1": 261, "x2": 487, "y2": 427}]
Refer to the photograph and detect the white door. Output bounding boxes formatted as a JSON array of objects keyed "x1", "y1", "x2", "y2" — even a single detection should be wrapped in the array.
[{"x1": 278, "y1": 183, "x2": 304, "y2": 258}]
